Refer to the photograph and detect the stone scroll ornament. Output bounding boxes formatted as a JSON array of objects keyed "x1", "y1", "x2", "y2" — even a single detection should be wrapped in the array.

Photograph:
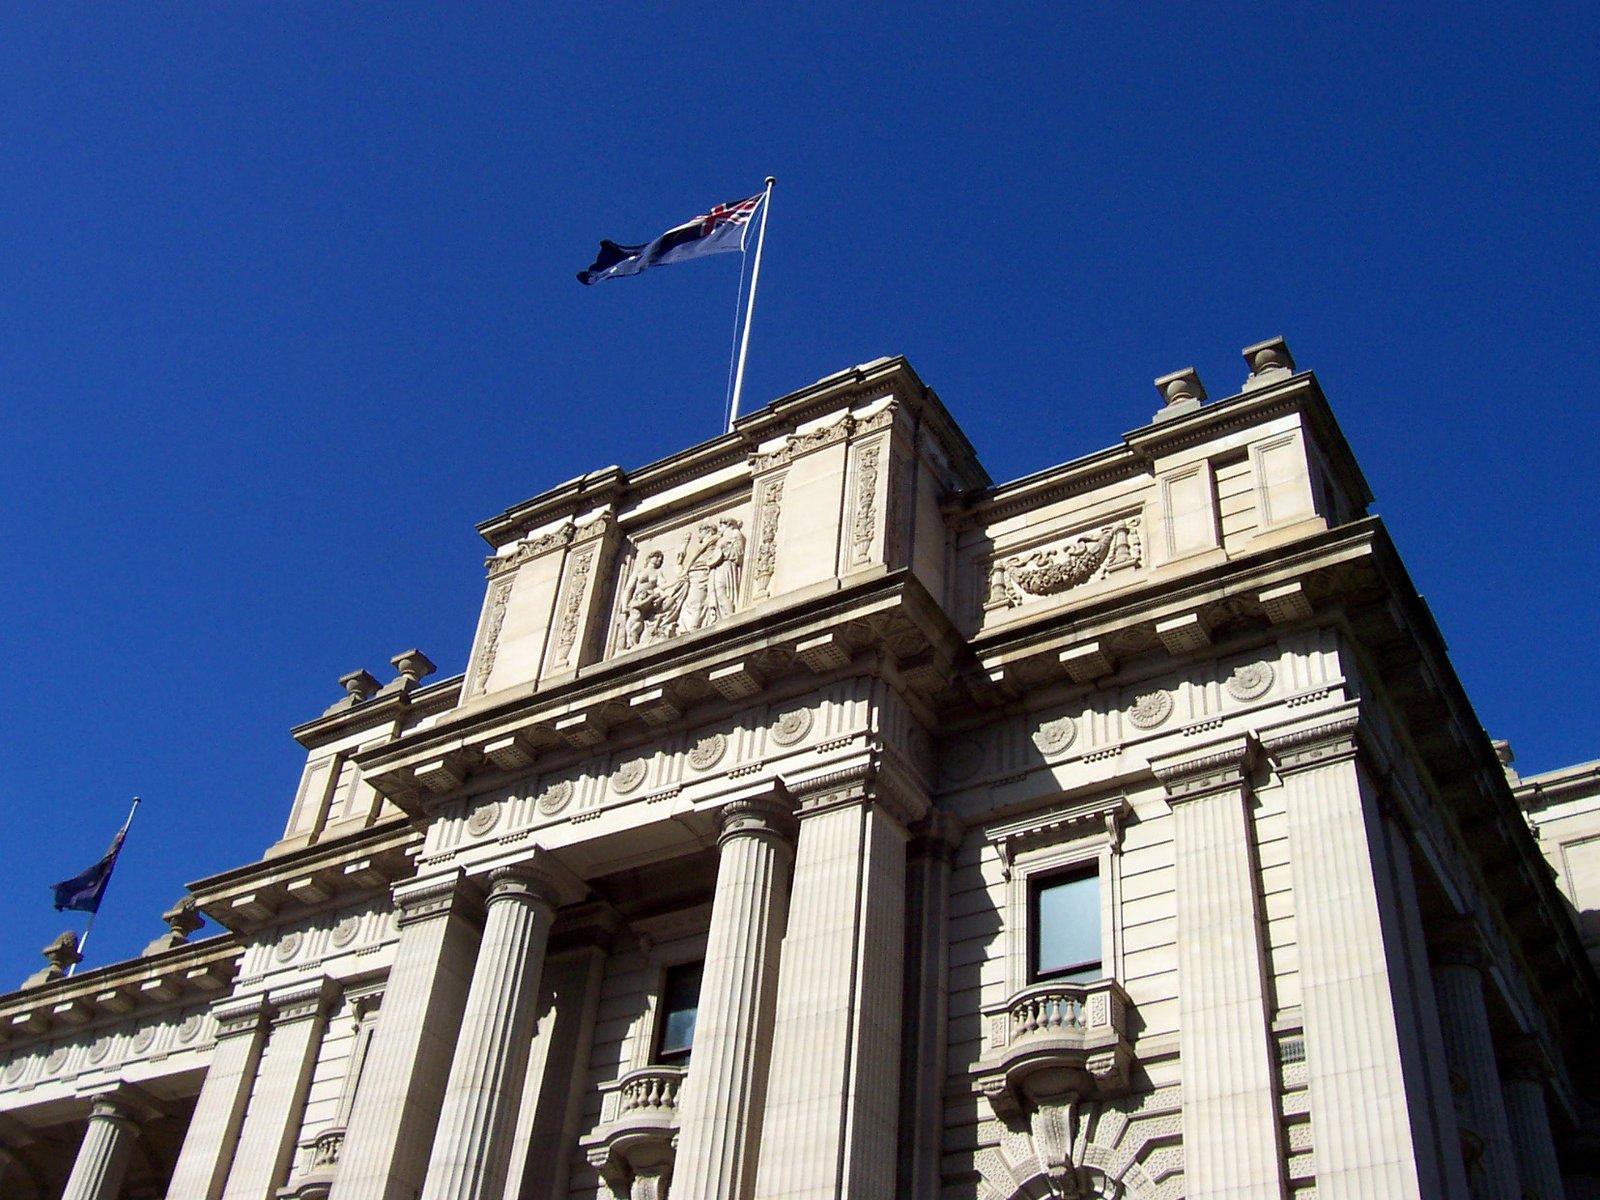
[
  {"x1": 989, "y1": 517, "x2": 1142, "y2": 609},
  {"x1": 616, "y1": 518, "x2": 747, "y2": 653}
]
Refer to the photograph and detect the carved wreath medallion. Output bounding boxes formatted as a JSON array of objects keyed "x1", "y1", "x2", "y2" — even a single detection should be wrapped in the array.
[
  {"x1": 1225, "y1": 660, "x2": 1275, "y2": 702},
  {"x1": 1126, "y1": 690, "x2": 1174, "y2": 729},
  {"x1": 178, "y1": 1014, "x2": 204, "y2": 1043},
  {"x1": 537, "y1": 780, "x2": 574, "y2": 816},
  {"x1": 942, "y1": 736, "x2": 985, "y2": 782},
  {"x1": 770, "y1": 707, "x2": 814, "y2": 747},
  {"x1": 330, "y1": 915, "x2": 362, "y2": 949},
  {"x1": 87, "y1": 1036, "x2": 114, "y2": 1065},
  {"x1": 466, "y1": 798, "x2": 502, "y2": 837},
  {"x1": 611, "y1": 758, "x2": 648, "y2": 795},
  {"x1": 275, "y1": 931, "x2": 303, "y2": 964},
  {"x1": 688, "y1": 733, "x2": 728, "y2": 771},
  {"x1": 132, "y1": 1027, "x2": 158, "y2": 1055},
  {"x1": 45, "y1": 1049, "x2": 69, "y2": 1073},
  {"x1": 5, "y1": 1058, "x2": 30, "y2": 1084},
  {"x1": 1031, "y1": 715, "x2": 1078, "y2": 756}
]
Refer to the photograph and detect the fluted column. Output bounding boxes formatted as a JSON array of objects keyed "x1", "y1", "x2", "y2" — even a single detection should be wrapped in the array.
[
  {"x1": 1500, "y1": 1053, "x2": 1565, "y2": 1200},
  {"x1": 754, "y1": 785, "x2": 918, "y2": 1200},
  {"x1": 1431, "y1": 928, "x2": 1518, "y2": 1200},
  {"x1": 62, "y1": 1095, "x2": 140, "y2": 1200},
  {"x1": 331, "y1": 872, "x2": 483, "y2": 1200},
  {"x1": 222, "y1": 977, "x2": 336, "y2": 1200},
  {"x1": 1263, "y1": 709, "x2": 1456, "y2": 1199},
  {"x1": 419, "y1": 863, "x2": 560, "y2": 1200},
  {"x1": 1153, "y1": 737, "x2": 1286, "y2": 1200},
  {"x1": 166, "y1": 994, "x2": 268, "y2": 1200},
  {"x1": 671, "y1": 795, "x2": 797, "y2": 1200}
]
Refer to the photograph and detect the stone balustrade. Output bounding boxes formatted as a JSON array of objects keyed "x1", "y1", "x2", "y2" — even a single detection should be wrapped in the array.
[{"x1": 976, "y1": 979, "x2": 1133, "y2": 1117}]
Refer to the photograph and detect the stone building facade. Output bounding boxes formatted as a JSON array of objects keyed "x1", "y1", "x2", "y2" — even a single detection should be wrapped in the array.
[{"x1": 2, "y1": 341, "x2": 1596, "y2": 1200}]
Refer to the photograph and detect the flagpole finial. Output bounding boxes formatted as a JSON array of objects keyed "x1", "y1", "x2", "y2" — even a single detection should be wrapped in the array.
[{"x1": 766, "y1": 176, "x2": 776, "y2": 187}]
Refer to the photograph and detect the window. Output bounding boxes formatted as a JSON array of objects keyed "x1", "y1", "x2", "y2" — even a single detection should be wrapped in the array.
[
  {"x1": 653, "y1": 960, "x2": 703, "y2": 1063},
  {"x1": 1030, "y1": 869, "x2": 1101, "y2": 982}
]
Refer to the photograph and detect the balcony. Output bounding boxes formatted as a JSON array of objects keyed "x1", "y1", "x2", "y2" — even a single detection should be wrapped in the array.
[
  {"x1": 975, "y1": 979, "x2": 1134, "y2": 1118},
  {"x1": 580, "y1": 1065, "x2": 687, "y2": 1197}
]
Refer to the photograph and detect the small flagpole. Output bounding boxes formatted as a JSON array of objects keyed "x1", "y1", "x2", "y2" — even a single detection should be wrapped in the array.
[
  {"x1": 727, "y1": 177, "x2": 776, "y2": 433},
  {"x1": 68, "y1": 796, "x2": 140, "y2": 977}
]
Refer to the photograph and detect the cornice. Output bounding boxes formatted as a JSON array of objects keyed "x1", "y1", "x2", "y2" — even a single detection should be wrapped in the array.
[
  {"x1": 0, "y1": 935, "x2": 240, "y2": 1047},
  {"x1": 189, "y1": 820, "x2": 419, "y2": 936}
]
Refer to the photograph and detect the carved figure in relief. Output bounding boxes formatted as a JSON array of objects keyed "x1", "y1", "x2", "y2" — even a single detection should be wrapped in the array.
[
  {"x1": 617, "y1": 518, "x2": 747, "y2": 651},
  {"x1": 621, "y1": 551, "x2": 670, "y2": 650},
  {"x1": 711, "y1": 518, "x2": 745, "y2": 617},
  {"x1": 675, "y1": 523, "x2": 721, "y2": 632}
]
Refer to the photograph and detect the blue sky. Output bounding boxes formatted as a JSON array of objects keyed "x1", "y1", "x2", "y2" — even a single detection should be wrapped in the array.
[{"x1": 3, "y1": 4, "x2": 1597, "y2": 978}]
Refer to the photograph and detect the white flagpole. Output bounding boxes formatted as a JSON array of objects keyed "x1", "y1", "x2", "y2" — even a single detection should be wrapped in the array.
[
  {"x1": 67, "y1": 796, "x2": 141, "y2": 977},
  {"x1": 727, "y1": 177, "x2": 776, "y2": 433}
]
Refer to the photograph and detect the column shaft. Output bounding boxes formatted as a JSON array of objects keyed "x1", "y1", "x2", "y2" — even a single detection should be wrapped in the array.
[
  {"x1": 62, "y1": 1098, "x2": 139, "y2": 1200},
  {"x1": 755, "y1": 798, "x2": 908, "y2": 1200},
  {"x1": 419, "y1": 867, "x2": 556, "y2": 1200},
  {"x1": 672, "y1": 799, "x2": 795, "y2": 1200},
  {"x1": 221, "y1": 980, "x2": 334, "y2": 1200},
  {"x1": 1164, "y1": 760, "x2": 1286, "y2": 1199},
  {"x1": 165, "y1": 997, "x2": 267, "y2": 1200},
  {"x1": 1502, "y1": 1076, "x2": 1564, "y2": 1200},
  {"x1": 331, "y1": 875, "x2": 482, "y2": 1200},
  {"x1": 898, "y1": 817, "x2": 956, "y2": 1200},
  {"x1": 1432, "y1": 959, "x2": 1518, "y2": 1199},
  {"x1": 1270, "y1": 725, "x2": 1450, "y2": 1198}
]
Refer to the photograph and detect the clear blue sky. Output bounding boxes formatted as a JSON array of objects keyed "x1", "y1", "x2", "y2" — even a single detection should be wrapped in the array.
[{"x1": 3, "y1": 4, "x2": 1597, "y2": 979}]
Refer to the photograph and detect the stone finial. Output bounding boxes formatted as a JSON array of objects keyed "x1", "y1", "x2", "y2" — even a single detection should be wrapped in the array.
[
  {"x1": 325, "y1": 669, "x2": 381, "y2": 715},
  {"x1": 378, "y1": 648, "x2": 438, "y2": 697},
  {"x1": 1152, "y1": 368, "x2": 1207, "y2": 423},
  {"x1": 22, "y1": 931, "x2": 81, "y2": 989},
  {"x1": 143, "y1": 896, "x2": 204, "y2": 957},
  {"x1": 1241, "y1": 336, "x2": 1297, "y2": 390},
  {"x1": 1492, "y1": 739, "x2": 1520, "y2": 786}
]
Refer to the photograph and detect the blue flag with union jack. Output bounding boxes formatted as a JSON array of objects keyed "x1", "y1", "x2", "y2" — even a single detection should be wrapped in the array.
[
  {"x1": 51, "y1": 818, "x2": 132, "y2": 914},
  {"x1": 577, "y1": 193, "x2": 764, "y2": 285}
]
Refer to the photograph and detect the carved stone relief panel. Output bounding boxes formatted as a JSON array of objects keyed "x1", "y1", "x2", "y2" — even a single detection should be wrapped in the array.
[
  {"x1": 983, "y1": 513, "x2": 1144, "y2": 613},
  {"x1": 607, "y1": 498, "x2": 754, "y2": 656}
]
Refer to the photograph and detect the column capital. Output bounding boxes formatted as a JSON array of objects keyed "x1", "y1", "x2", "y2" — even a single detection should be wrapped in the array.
[
  {"x1": 483, "y1": 855, "x2": 573, "y2": 911},
  {"x1": 268, "y1": 977, "x2": 337, "y2": 1025},
  {"x1": 788, "y1": 753, "x2": 928, "y2": 830},
  {"x1": 1149, "y1": 734, "x2": 1256, "y2": 803},
  {"x1": 81, "y1": 1082, "x2": 162, "y2": 1128},
  {"x1": 907, "y1": 808, "x2": 964, "y2": 863},
  {"x1": 1259, "y1": 702, "x2": 1362, "y2": 776},
  {"x1": 717, "y1": 791, "x2": 798, "y2": 849},
  {"x1": 393, "y1": 869, "x2": 479, "y2": 930},
  {"x1": 212, "y1": 992, "x2": 270, "y2": 1040}
]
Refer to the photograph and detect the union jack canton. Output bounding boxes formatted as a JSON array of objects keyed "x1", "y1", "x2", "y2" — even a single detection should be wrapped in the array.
[{"x1": 577, "y1": 193, "x2": 764, "y2": 285}]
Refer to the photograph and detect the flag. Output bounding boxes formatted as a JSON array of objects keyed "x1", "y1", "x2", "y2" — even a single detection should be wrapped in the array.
[
  {"x1": 578, "y1": 192, "x2": 764, "y2": 285},
  {"x1": 51, "y1": 818, "x2": 132, "y2": 914}
]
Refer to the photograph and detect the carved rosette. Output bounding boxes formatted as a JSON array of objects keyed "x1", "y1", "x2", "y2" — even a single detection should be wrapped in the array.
[
  {"x1": 942, "y1": 736, "x2": 986, "y2": 782},
  {"x1": 177, "y1": 1014, "x2": 205, "y2": 1043},
  {"x1": 466, "y1": 798, "x2": 502, "y2": 837},
  {"x1": 611, "y1": 757, "x2": 648, "y2": 795},
  {"x1": 87, "y1": 1036, "x2": 114, "y2": 1065},
  {"x1": 45, "y1": 1048, "x2": 69, "y2": 1073},
  {"x1": 472, "y1": 579, "x2": 513, "y2": 697},
  {"x1": 687, "y1": 733, "x2": 728, "y2": 772},
  {"x1": 1126, "y1": 690, "x2": 1173, "y2": 730},
  {"x1": 1225, "y1": 660, "x2": 1275, "y2": 702},
  {"x1": 131, "y1": 1027, "x2": 158, "y2": 1055},
  {"x1": 1031, "y1": 716, "x2": 1078, "y2": 757},
  {"x1": 537, "y1": 780, "x2": 574, "y2": 816},
  {"x1": 769, "y1": 706, "x2": 814, "y2": 747},
  {"x1": 275, "y1": 931, "x2": 303, "y2": 963},
  {"x1": 986, "y1": 517, "x2": 1144, "y2": 610},
  {"x1": 330, "y1": 915, "x2": 362, "y2": 949}
]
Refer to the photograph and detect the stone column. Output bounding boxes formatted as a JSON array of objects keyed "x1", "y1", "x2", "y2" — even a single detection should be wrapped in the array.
[
  {"x1": 1153, "y1": 737, "x2": 1286, "y2": 1200},
  {"x1": 898, "y1": 811, "x2": 959, "y2": 1200},
  {"x1": 165, "y1": 994, "x2": 268, "y2": 1200},
  {"x1": 419, "y1": 863, "x2": 560, "y2": 1200},
  {"x1": 331, "y1": 872, "x2": 483, "y2": 1200},
  {"x1": 1263, "y1": 710, "x2": 1458, "y2": 1199},
  {"x1": 222, "y1": 977, "x2": 336, "y2": 1200},
  {"x1": 671, "y1": 794, "x2": 797, "y2": 1200},
  {"x1": 1431, "y1": 928, "x2": 1518, "y2": 1200},
  {"x1": 753, "y1": 785, "x2": 916, "y2": 1200},
  {"x1": 61, "y1": 1095, "x2": 141, "y2": 1200},
  {"x1": 1500, "y1": 1052, "x2": 1565, "y2": 1200}
]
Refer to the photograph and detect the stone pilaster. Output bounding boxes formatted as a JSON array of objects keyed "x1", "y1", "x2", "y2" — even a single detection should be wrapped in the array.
[
  {"x1": 1431, "y1": 927, "x2": 1519, "y2": 1200},
  {"x1": 1153, "y1": 736, "x2": 1286, "y2": 1200},
  {"x1": 418, "y1": 863, "x2": 560, "y2": 1200},
  {"x1": 330, "y1": 873, "x2": 483, "y2": 1200},
  {"x1": 165, "y1": 994, "x2": 268, "y2": 1200},
  {"x1": 1263, "y1": 709, "x2": 1455, "y2": 1199},
  {"x1": 221, "y1": 977, "x2": 336, "y2": 1200},
  {"x1": 1500, "y1": 1051, "x2": 1565, "y2": 1200},
  {"x1": 754, "y1": 782, "x2": 918, "y2": 1200},
  {"x1": 671, "y1": 794, "x2": 797, "y2": 1200},
  {"x1": 899, "y1": 810, "x2": 960, "y2": 1200},
  {"x1": 61, "y1": 1095, "x2": 141, "y2": 1200}
]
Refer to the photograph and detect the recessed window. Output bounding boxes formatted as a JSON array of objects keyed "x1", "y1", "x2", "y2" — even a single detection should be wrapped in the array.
[
  {"x1": 654, "y1": 960, "x2": 704, "y2": 1063},
  {"x1": 1031, "y1": 869, "x2": 1101, "y2": 982}
]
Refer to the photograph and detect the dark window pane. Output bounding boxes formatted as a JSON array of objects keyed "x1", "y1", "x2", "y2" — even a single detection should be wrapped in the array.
[
  {"x1": 656, "y1": 961, "x2": 703, "y2": 1061},
  {"x1": 1034, "y1": 871, "x2": 1100, "y2": 980}
]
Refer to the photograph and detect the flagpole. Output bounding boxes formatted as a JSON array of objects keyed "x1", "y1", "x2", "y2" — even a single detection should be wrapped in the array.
[
  {"x1": 68, "y1": 796, "x2": 140, "y2": 977},
  {"x1": 727, "y1": 177, "x2": 776, "y2": 433}
]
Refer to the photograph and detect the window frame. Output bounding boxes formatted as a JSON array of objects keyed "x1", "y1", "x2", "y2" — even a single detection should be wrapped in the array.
[
  {"x1": 651, "y1": 958, "x2": 704, "y2": 1065},
  {"x1": 1028, "y1": 865, "x2": 1103, "y2": 983}
]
